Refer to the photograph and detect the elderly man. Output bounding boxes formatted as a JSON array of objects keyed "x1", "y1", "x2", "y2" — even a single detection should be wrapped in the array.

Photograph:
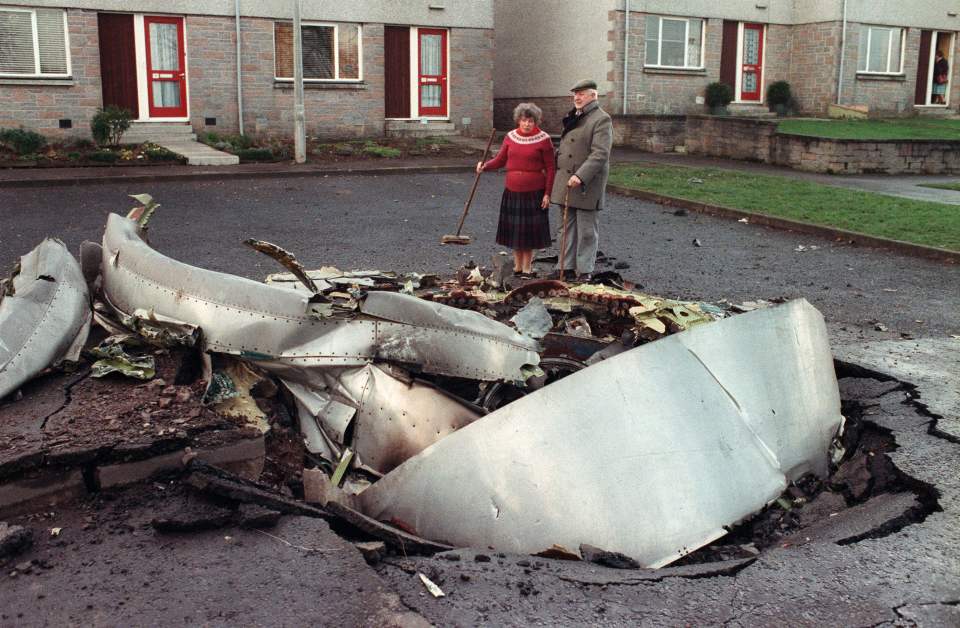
[{"x1": 551, "y1": 79, "x2": 613, "y2": 282}]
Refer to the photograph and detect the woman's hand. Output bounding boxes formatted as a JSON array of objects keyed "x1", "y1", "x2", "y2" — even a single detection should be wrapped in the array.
[
  {"x1": 476, "y1": 161, "x2": 484, "y2": 174},
  {"x1": 541, "y1": 194, "x2": 550, "y2": 209}
]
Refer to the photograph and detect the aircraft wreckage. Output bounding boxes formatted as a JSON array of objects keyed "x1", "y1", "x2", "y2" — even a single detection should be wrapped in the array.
[{"x1": 0, "y1": 201, "x2": 844, "y2": 568}]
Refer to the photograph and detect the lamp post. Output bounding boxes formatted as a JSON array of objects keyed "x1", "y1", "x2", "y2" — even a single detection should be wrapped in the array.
[{"x1": 293, "y1": 0, "x2": 306, "y2": 163}]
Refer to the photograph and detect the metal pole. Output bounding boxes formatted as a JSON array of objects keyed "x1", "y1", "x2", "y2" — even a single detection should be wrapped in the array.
[
  {"x1": 235, "y1": 0, "x2": 244, "y2": 135},
  {"x1": 836, "y1": 0, "x2": 848, "y2": 104},
  {"x1": 622, "y1": 0, "x2": 630, "y2": 115},
  {"x1": 293, "y1": 0, "x2": 306, "y2": 163}
]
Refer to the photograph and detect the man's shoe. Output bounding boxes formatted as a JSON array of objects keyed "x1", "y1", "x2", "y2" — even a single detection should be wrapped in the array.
[
  {"x1": 550, "y1": 269, "x2": 575, "y2": 281},
  {"x1": 575, "y1": 272, "x2": 592, "y2": 283}
]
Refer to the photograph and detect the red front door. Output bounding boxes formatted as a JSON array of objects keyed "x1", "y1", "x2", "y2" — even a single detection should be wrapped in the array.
[
  {"x1": 144, "y1": 16, "x2": 188, "y2": 118},
  {"x1": 740, "y1": 23, "x2": 764, "y2": 102},
  {"x1": 417, "y1": 28, "x2": 447, "y2": 117}
]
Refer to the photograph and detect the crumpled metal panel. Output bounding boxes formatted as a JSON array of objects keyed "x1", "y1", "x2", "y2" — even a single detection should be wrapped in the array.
[
  {"x1": 100, "y1": 214, "x2": 538, "y2": 382},
  {"x1": 358, "y1": 299, "x2": 842, "y2": 568},
  {"x1": 0, "y1": 239, "x2": 91, "y2": 400},
  {"x1": 337, "y1": 364, "x2": 482, "y2": 475}
]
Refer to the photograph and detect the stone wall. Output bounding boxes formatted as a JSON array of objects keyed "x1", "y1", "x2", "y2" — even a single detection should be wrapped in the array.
[
  {"x1": 612, "y1": 114, "x2": 686, "y2": 153},
  {"x1": 674, "y1": 115, "x2": 960, "y2": 174},
  {"x1": 684, "y1": 115, "x2": 777, "y2": 162},
  {"x1": 0, "y1": 9, "x2": 102, "y2": 140},
  {"x1": 773, "y1": 134, "x2": 960, "y2": 174}
]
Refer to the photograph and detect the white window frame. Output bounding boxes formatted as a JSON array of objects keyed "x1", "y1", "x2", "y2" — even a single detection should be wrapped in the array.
[
  {"x1": 273, "y1": 21, "x2": 363, "y2": 83},
  {"x1": 643, "y1": 15, "x2": 706, "y2": 70},
  {"x1": 0, "y1": 6, "x2": 71, "y2": 78},
  {"x1": 857, "y1": 25, "x2": 906, "y2": 75}
]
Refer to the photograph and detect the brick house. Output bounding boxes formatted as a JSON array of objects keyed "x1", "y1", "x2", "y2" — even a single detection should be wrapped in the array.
[
  {"x1": 0, "y1": 1, "x2": 494, "y2": 140},
  {"x1": 494, "y1": 0, "x2": 960, "y2": 131}
]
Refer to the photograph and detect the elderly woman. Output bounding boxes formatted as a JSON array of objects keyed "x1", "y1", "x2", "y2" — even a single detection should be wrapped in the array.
[{"x1": 477, "y1": 102, "x2": 556, "y2": 277}]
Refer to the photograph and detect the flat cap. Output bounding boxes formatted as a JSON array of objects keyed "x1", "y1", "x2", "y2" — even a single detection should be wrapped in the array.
[{"x1": 570, "y1": 79, "x2": 597, "y2": 92}]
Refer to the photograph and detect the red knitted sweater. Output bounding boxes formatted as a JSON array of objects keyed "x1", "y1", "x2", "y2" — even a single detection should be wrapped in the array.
[{"x1": 481, "y1": 127, "x2": 556, "y2": 194}]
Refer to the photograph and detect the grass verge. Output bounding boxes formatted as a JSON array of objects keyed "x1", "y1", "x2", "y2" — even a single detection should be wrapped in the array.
[
  {"x1": 777, "y1": 118, "x2": 960, "y2": 140},
  {"x1": 918, "y1": 182, "x2": 960, "y2": 192},
  {"x1": 608, "y1": 164, "x2": 960, "y2": 251}
]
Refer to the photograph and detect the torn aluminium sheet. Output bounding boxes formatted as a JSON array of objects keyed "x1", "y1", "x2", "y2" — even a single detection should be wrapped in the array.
[
  {"x1": 100, "y1": 213, "x2": 538, "y2": 383},
  {"x1": 358, "y1": 299, "x2": 843, "y2": 569},
  {"x1": 99, "y1": 214, "x2": 535, "y2": 470},
  {"x1": 0, "y1": 239, "x2": 91, "y2": 400}
]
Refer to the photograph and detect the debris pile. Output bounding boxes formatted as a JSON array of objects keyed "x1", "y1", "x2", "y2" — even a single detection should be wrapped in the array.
[{"x1": 0, "y1": 196, "x2": 845, "y2": 569}]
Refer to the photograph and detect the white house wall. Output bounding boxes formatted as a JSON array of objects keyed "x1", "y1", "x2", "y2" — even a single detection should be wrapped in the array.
[
  {"x1": 14, "y1": 0, "x2": 494, "y2": 28},
  {"x1": 493, "y1": 0, "x2": 612, "y2": 99}
]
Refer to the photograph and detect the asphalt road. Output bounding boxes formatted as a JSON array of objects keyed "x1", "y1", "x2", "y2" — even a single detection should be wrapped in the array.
[
  {"x1": 1, "y1": 171, "x2": 959, "y2": 625},
  {"x1": 1, "y1": 171, "x2": 958, "y2": 341}
]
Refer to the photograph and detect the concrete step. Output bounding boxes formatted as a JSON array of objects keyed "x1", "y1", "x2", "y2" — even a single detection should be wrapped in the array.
[
  {"x1": 384, "y1": 120, "x2": 458, "y2": 138},
  {"x1": 726, "y1": 104, "x2": 777, "y2": 118},
  {"x1": 153, "y1": 139, "x2": 239, "y2": 166},
  {"x1": 123, "y1": 122, "x2": 197, "y2": 144}
]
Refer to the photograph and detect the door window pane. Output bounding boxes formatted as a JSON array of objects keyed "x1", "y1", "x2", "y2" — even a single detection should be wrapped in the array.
[
  {"x1": 149, "y1": 22, "x2": 179, "y2": 71},
  {"x1": 152, "y1": 81, "x2": 180, "y2": 108},
  {"x1": 420, "y1": 34, "x2": 442, "y2": 75},
  {"x1": 743, "y1": 28, "x2": 760, "y2": 65},
  {"x1": 420, "y1": 84, "x2": 441, "y2": 107}
]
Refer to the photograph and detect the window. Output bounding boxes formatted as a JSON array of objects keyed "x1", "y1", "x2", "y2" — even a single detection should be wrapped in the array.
[
  {"x1": 275, "y1": 22, "x2": 361, "y2": 81},
  {"x1": 857, "y1": 25, "x2": 904, "y2": 74},
  {"x1": 0, "y1": 7, "x2": 70, "y2": 77},
  {"x1": 645, "y1": 15, "x2": 704, "y2": 69}
]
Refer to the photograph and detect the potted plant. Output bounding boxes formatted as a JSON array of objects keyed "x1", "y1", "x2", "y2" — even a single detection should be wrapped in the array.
[
  {"x1": 766, "y1": 81, "x2": 792, "y2": 116},
  {"x1": 704, "y1": 82, "x2": 734, "y2": 115}
]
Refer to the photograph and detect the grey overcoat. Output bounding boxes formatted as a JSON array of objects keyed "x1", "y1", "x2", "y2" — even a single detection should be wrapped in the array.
[{"x1": 551, "y1": 100, "x2": 613, "y2": 210}]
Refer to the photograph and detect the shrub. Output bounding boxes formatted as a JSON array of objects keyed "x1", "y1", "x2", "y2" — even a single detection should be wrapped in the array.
[
  {"x1": 88, "y1": 149, "x2": 119, "y2": 163},
  {"x1": 704, "y1": 82, "x2": 734, "y2": 109},
  {"x1": 67, "y1": 151, "x2": 81, "y2": 160},
  {"x1": 203, "y1": 131, "x2": 221, "y2": 144},
  {"x1": 229, "y1": 134, "x2": 255, "y2": 150},
  {"x1": 143, "y1": 145, "x2": 179, "y2": 161},
  {"x1": 0, "y1": 128, "x2": 47, "y2": 155},
  {"x1": 362, "y1": 142, "x2": 401, "y2": 158},
  {"x1": 237, "y1": 148, "x2": 274, "y2": 162},
  {"x1": 767, "y1": 81, "x2": 792, "y2": 107},
  {"x1": 70, "y1": 137, "x2": 95, "y2": 150},
  {"x1": 90, "y1": 106, "x2": 133, "y2": 146}
]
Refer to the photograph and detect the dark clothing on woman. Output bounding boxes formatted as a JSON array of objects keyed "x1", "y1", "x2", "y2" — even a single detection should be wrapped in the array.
[{"x1": 495, "y1": 189, "x2": 552, "y2": 249}]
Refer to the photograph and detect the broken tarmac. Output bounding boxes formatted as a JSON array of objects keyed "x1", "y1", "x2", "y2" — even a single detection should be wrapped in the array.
[{"x1": 1, "y1": 175, "x2": 959, "y2": 624}]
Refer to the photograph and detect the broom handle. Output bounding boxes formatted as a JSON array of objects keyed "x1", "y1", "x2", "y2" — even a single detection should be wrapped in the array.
[
  {"x1": 454, "y1": 128, "x2": 497, "y2": 237},
  {"x1": 559, "y1": 187, "x2": 569, "y2": 276}
]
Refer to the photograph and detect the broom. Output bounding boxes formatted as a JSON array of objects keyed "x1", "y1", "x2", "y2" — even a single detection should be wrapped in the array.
[{"x1": 441, "y1": 128, "x2": 498, "y2": 245}]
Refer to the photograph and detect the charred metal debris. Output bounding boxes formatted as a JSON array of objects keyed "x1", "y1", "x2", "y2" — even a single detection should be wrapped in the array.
[{"x1": 0, "y1": 196, "x2": 848, "y2": 569}]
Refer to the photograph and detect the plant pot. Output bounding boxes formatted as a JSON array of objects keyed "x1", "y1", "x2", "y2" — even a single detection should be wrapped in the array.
[
  {"x1": 709, "y1": 105, "x2": 729, "y2": 116},
  {"x1": 772, "y1": 103, "x2": 788, "y2": 117}
]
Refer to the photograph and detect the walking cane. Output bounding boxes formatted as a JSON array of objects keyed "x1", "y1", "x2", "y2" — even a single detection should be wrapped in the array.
[{"x1": 559, "y1": 187, "x2": 570, "y2": 279}]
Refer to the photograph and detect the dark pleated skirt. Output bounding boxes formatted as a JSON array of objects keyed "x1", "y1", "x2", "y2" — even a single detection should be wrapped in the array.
[{"x1": 495, "y1": 189, "x2": 552, "y2": 250}]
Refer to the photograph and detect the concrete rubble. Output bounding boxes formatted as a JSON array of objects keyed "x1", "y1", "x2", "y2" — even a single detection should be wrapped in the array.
[{"x1": 0, "y1": 201, "x2": 848, "y2": 568}]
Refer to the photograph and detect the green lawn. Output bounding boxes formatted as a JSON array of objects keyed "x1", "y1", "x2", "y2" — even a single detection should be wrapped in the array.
[
  {"x1": 777, "y1": 118, "x2": 960, "y2": 140},
  {"x1": 919, "y1": 181, "x2": 960, "y2": 192},
  {"x1": 608, "y1": 164, "x2": 960, "y2": 251}
]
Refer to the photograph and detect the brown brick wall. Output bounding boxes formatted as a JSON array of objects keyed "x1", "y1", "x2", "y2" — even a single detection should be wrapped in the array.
[
  {"x1": 785, "y1": 21, "x2": 842, "y2": 114},
  {"x1": 1, "y1": 13, "x2": 494, "y2": 142},
  {"x1": 612, "y1": 114, "x2": 686, "y2": 153},
  {"x1": 0, "y1": 9, "x2": 102, "y2": 140},
  {"x1": 450, "y1": 28, "x2": 494, "y2": 137}
]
